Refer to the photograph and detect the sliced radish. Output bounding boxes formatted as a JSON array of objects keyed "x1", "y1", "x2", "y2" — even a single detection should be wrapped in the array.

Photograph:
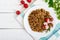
[
  {"x1": 44, "y1": 18, "x2": 49, "y2": 22},
  {"x1": 41, "y1": 24, "x2": 46, "y2": 30}
]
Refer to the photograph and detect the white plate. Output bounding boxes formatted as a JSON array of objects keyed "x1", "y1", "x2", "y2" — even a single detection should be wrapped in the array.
[{"x1": 24, "y1": 5, "x2": 59, "y2": 40}]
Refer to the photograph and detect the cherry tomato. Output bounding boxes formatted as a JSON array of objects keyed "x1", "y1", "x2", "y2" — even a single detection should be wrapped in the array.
[
  {"x1": 27, "y1": 0, "x2": 31, "y2": 3},
  {"x1": 16, "y1": 10, "x2": 21, "y2": 15},
  {"x1": 24, "y1": 3, "x2": 28, "y2": 8},
  {"x1": 20, "y1": 0, "x2": 25, "y2": 4}
]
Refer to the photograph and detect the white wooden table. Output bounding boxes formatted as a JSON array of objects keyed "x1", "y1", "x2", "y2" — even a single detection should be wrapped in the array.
[
  {"x1": 0, "y1": 0, "x2": 33, "y2": 40},
  {"x1": 0, "y1": 0, "x2": 60, "y2": 40}
]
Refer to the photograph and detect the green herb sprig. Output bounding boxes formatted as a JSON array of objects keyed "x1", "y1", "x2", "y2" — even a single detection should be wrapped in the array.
[{"x1": 44, "y1": 0, "x2": 60, "y2": 20}]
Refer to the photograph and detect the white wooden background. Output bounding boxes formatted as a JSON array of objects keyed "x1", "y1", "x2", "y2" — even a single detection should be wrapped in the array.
[{"x1": 0, "y1": 0, "x2": 60, "y2": 40}]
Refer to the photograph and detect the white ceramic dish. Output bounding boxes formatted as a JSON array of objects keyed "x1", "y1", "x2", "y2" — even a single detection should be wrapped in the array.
[{"x1": 24, "y1": 5, "x2": 59, "y2": 40}]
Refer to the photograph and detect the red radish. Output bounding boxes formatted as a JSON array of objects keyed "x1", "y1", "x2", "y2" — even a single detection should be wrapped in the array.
[
  {"x1": 27, "y1": 0, "x2": 31, "y2": 3},
  {"x1": 24, "y1": 3, "x2": 28, "y2": 8},
  {"x1": 44, "y1": 18, "x2": 49, "y2": 22},
  {"x1": 41, "y1": 24, "x2": 46, "y2": 30},
  {"x1": 20, "y1": 0, "x2": 25, "y2": 4},
  {"x1": 44, "y1": 22, "x2": 47, "y2": 26},
  {"x1": 16, "y1": 10, "x2": 21, "y2": 15}
]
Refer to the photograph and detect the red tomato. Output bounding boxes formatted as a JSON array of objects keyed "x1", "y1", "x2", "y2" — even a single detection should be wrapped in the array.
[
  {"x1": 20, "y1": 0, "x2": 25, "y2": 4},
  {"x1": 24, "y1": 3, "x2": 28, "y2": 8},
  {"x1": 27, "y1": 0, "x2": 31, "y2": 3},
  {"x1": 16, "y1": 10, "x2": 21, "y2": 15}
]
